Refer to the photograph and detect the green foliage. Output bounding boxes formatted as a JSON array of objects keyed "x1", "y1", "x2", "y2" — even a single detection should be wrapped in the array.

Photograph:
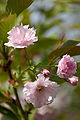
[
  {"x1": 29, "y1": 37, "x2": 60, "y2": 53},
  {"x1": 0, "y1": 14, "x2": 16, "y2": 44},
  {"x1": 0, "y1": 105, "x2": 19, "y2": 120},
  {"x1": 6, "y1": 0, "x2": 34, "y2": 15},
  {"x1": 0, "y1": 0, "x2": 7, "y2": 18},
  {"x1": 7, "y1": 102, "x2": 21, "y2": 120},
  {"x1": 0, "y1": 70, "x2": 9, "y2": 82},
  {"x1": 0, "y1": 90, "x2": 9, "y2": 103},
  {"x1": 49, "y1": 40, "x2": 80, "y2": 63},
  {"x1": 28, "y1": 109, "x2": 36, "y2": 120},
  {"x1": 61, "y1": 40, "x2": 80, "y2": 48},
  {"x1": 76, "y1": 62, "x2": 80, "y2": 78}
]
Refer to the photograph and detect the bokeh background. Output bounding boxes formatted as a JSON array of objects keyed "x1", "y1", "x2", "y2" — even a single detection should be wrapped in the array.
[{"x1": 0, "y1": 0, "x2": 80, "y2": 120}]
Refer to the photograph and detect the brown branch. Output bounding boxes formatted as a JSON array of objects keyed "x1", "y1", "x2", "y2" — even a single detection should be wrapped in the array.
[{"x1": 8, "y1": 67, "x2": 28, "y2": 120}]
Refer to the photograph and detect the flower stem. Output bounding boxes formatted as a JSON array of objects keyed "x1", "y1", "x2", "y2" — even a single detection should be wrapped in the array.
[
  {"x1": 24, "y1": 48, "x2": 31, "y2": 66},
  {"x1": 18, "y1": 67, "x2": 30, "y2": 79},
  {"x1": 2, "y1": 46, "x2": 28, "y2": 120},
  {"x1": 8, "y1": 67, "x2": 28, "y2": 120}
]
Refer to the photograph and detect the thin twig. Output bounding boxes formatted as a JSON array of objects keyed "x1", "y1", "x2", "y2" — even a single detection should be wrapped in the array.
[
  {"x1": 24, "y1": 48, "x2": 31, "y2": 66},
  {"x1": 8, "y1": 68, "x2": 28, "y2": 120},
  {"x1": 2, "y1": 45, "x2": 28, "y2": 120}
]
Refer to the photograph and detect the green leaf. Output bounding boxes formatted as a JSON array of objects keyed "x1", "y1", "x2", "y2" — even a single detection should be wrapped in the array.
[
  {"x1": 0, "y1": 14, "x2": 16, "y2": 44},
  {"x1": 76, "y1": 63, "x2": 80, "y2": 78},
  {"x1": 0, "y1": 0, "x2": 7, "y2": 19},
  {"x1": 28, "y1": 109, "x2": 36, "y2": 120},
  {"x1": 61, "y1": 40, "x2": 80, "y2": 48},
  {"x1": 7, "y1": 102, "x2": 21, "y2": 120},
  {"x1": 0, "y1": 91, "x2": 8, "y2": 103},
  {"x1": 49, "y1": 41, "x2": 80, "y2": 63},
  {"x1": 66, "y1": 46, "x2": 80, "y2": 56},
  {"x1": 29, "y1": 37, "x2": 59, "y2": 53},
  {"x1": 6, "y1": 0, "x2": 34, "y2": 15},
  {"x1": 49, "y1": 40, "x2": 80, "y2": 62},
  {"x1": 0, "y1": 105, "x2": 19, "y2": 120}
]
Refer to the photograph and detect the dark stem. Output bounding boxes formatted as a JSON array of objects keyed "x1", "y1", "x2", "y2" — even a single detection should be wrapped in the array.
[{"x1": 8, "y1": 68, "x2": 28, "y2": 120}]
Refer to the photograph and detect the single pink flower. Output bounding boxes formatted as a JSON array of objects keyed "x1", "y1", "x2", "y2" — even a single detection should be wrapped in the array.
[
  {"x1": 35, "y1": 83, "x2": 72, "y2": 120},
  {"x1": 23, "y1": 74, "x2": 59, "y2": 108},
  {"x1": 35, "y1": 105, "x2": 56, "y2": 120},
  {"x1": 43, "y1": 69, "x2": 50, "y2": 78},
  {"x1": 4, "y1": 25, "x2": 38, "y2": 48},
  {"x1": 67, "y1": 76, "x2": 78, "y2": 86},
  {"x1": 57, "y1": 55, "x2": 77, "y2": 78}
]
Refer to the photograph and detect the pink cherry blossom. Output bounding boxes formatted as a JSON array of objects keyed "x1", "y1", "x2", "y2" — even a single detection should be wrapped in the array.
[
  {"x1": 57, "y1": 54, "x2": 77, "y2": 78},
  {"x1": 35, "y1": 105, "x2": 56, "y2": 120},
  {"x1": 23, "y1": 74, "x2": 59, "y2": 108},
  {"x1": 4, "y1": 25, "x2": 38, "y2": 48},
  {"x1": 43, "y1": 69, "x2": 50, "y2": 78},
  {"x1": 67, "y1": 76, "x2": 78, "y2": 86},
  {"x1": 35, "y1": 83, "x2": 73, "y2": 120}
]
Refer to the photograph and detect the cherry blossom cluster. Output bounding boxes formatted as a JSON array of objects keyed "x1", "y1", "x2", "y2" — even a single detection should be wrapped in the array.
[
  {"x1": 57, "y1": 54, "x2": 78, "y2": 86},
  {"x1": 4, "y1": 24, "x2": 79, "y2": 109}
]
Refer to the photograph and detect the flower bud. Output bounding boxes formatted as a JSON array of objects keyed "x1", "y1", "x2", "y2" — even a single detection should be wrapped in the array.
[
  {"x1": 67, "y1": 76, "x2": 78, "y2": 86},
  {"x1": 43, "y1": 69, "x2": 50, "y2": 78}
]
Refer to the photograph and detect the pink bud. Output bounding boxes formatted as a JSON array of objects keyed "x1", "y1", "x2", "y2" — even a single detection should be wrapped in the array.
[
  {"x1": 43, "y1": 69, "x2": 50, "y2": 78},
  {"x1": 67, "y1": 76, "x2": 78, "y2": 86},
  {"x1": 11, "y1": 55, "x2": 14, "y2": 59}
]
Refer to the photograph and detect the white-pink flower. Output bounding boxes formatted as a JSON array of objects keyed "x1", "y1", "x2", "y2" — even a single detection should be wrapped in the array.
[
  {"x1": 35, "y1": 83, "x2": 73, "y2": 120},
  {"x1": 57, "y1": 54, "x2": 77, "y2": 78},
  {"x1": 4, "y1": 25, "x2": 38, "y2": 48},
  {"x1": 35, "y1": 105, "x2": 56, "y2": 120},
  {"x1": 67, "y1": 76, "x2": 78, "y2": 86},
  {"x1": 23, "y1": 74, "x2": 59, "y2": 108},
  {"x1": 43, "y1": 69, "x2": 50, "y2": 78}
]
